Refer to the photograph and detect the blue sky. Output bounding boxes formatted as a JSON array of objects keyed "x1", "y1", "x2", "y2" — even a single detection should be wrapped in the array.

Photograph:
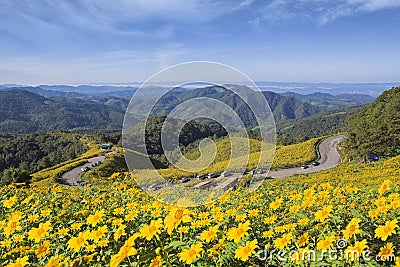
[{"x1": 0, "y1": 0, "x2": 400, "y2": 84}]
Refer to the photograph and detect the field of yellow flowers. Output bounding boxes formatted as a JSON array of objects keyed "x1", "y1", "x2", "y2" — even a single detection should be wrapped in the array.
[{"x1": 1, "y1": 154, "x2": 399, "y2": 266}]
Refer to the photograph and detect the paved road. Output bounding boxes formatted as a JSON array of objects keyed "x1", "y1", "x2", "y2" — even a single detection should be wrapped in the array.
[
  {"x1": 58, "y1": 155, "x2": 106, "y2": 186},
  {"x1": 268, "y1": 135, "x2": 345, "y2": 179}
]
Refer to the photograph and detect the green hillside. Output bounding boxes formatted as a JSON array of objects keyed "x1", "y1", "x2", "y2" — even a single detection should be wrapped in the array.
[
  {"x1": 0, "y1": 131, "x2": 88, "y2": 175},
  {"x1": 0, "y1": 90, "x2": 124, "y2": 134},
  {"x1": 346, "y1": 86, "x2": 400, "y2": 159},
  {"x1": 282, "y1": 91, "x2": 375, "y2": 109},
  {"x1": 276, "y1": 107, "x2": 358, "y2": 144}
]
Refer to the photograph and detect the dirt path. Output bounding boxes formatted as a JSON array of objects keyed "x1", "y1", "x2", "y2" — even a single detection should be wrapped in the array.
[
  {"x1": 268, "y1": 135, "x2": 345, "y2": 179},
  {"x1": 58, "y1": 155, "x2": 106, "y2": 186}
]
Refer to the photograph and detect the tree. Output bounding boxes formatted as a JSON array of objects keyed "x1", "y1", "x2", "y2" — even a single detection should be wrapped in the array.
[{"x1": 1, "y1": 167, "x2": 31, "y2": 186}]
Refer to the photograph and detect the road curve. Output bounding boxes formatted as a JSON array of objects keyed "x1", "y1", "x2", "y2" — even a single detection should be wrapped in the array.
[
  {"x1": 268, "y1": 135, "x2": 345, "y2": 179},
  {"x1": 58, "y1": 155, "x2": 106, "y2": 186}
]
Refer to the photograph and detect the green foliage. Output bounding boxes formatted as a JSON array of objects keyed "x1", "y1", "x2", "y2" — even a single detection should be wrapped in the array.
[
  {"x1": 346, "y1": 86, "x2": 400, "y2": 159},
  {"x1": 282, "y1": 92, "x2": 375, "y2": 110},
  {"x1": 0, "y1": 89, "x2": 124, "y2": 134},
  {"x1": 84, "y1": 152, "x2": 128, "y2": 181},
  {"x1": 276, "y1": 107, "x2": 358, "y2": 145},
  {"x1": 0, "y1": 167, "x2": 31, "y2": 185},
  {"x1": 0, "y1": 131, "x2": 88, "y2": 175},
  {"x1": 146, "y1": 86, "x2": 323, "y2": 129},
  {"x1": 123, "y1": 116, "x2": 227, "y2": 165}
]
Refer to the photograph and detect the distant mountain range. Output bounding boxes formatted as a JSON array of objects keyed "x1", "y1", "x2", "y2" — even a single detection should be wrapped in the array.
[
  {"x1": 0, "y1": 83, "x2": 390, "y2": 135},
  {"x1": 1, "y1": 82, "x2": 398, "y2": 97},
  {"x1": 0, "y1": 90, "x2": 124, "y2": 134},
  {"x1": 281, "y1": 92, "x2": 375, "y2": 109},
  {"x1": 255, "y1": 82, "x2": 398, "y2": 96},
  {"x1": 0, "y1": 87, "x2": 323, "y2": 134}
]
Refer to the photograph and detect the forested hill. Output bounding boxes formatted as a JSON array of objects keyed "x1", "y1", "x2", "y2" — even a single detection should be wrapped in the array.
[
  {"x1": 282, "y1": 91, "x2": 375, "y2": 109},
  {"x1": 346, "y1": 86, "x2": 400, "y2": 158},
  {"x1": 0, "y1": 87, "x2": 324, "y2": 134},
  {"x1": 0, "y1": 131, "x2": 88, "y2": 175},
  {"x1": 148, "y1": 86, "x2": 323, "y2": 127},
  {"x1": 0, "y1": 89, "x2": 124, "y2": 134}
]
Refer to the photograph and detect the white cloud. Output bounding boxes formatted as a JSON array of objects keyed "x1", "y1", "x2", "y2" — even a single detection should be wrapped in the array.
[
  {"x1": 256, "y1": 0, "x2": 400, "y2": 26},
  {"x1": 0, "y1": 45, "x2": 190, "y2": 84}
]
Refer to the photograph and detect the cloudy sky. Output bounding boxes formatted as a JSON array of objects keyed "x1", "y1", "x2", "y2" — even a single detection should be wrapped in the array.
[{"x1": 0, "y1": 0, "x2": 400, "y2": 84}]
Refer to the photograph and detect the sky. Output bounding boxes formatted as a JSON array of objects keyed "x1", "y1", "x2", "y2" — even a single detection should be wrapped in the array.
[{"x1": 0, "y1": 0, "x2": 400, "y2": 84}]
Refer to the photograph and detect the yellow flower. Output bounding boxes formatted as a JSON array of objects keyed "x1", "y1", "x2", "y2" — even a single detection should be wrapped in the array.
[
  {"x1": 151, "y1": 209, "x2": 161, "y2": 217},
  {"x1": 28, "y1": 214, "x2": 39, "y2": 223},
  {"x1": 87, "y1": 209, "x2": 105, "y2": 227},
  {"x1": 35, "y1": 240, "x2": 51, "y2": 258},
  {"x1": 56, "y1": 228, "x2": 69, "y2": 236},
  {"x1": 298, "y1": 218, "x2": 309, "y2": 226},
  {"x1": 227, "y1": 221, "x2": 251, "y2": 243},
  {"x1": 140, "y1": 219, "x2": 162, "y2": 240},
  {"x1": 109, "y1": 247, "x2": 136, "y2": 267},
  {"x1": 375, "y1": 219, "x2": 398, "y2": 241},
  {"x1": 149, "y1": 255, "x2": 162, "y2": 267},
  {"x1": 368, "y1": 209, "x2": 379, "y2": 219},
  {"x1": 13, "y1": 234, "x2": 25, "y2": 242},
  {"x1": 180, "y1": 226, "x2": 189, "y2": 233},
  {"x1": 98, "y1": 239, "x2": 109, "y2": 248},
  {"x1": 213, "y1": 213, "x2": 224, "y2": 222},
  {"x1": 90, "y1": 225, "x2": 108, "y2": 242},
  {"x1": 125, "y1": 210, "x2": 138, "y2": 221},
  {"x1": 6, "y1": 256, "x2": 29, "y2": 267},
  {"x1": 179, "y1": 243, "x2": 203, "y2": 264},
  {"x1": 264, "y1": 215, "x2": 278, "y2": 224},
  {"x1": 1, "y1": 240, "x2": 12, "y2": 248},
  {"x1": 314, "y1": 205, "x2": 333, "y2": 222},
  {"x1": 248, "y1": 209, "x2": 260, "y2": 217},
  {"x1": 316, "y1": 235, "x2": 335, "y2": 250},
  {"x1": 289, "y1": 205, "x2": 300, "y2": 212},
  {"x1": 113, "y1": 207, "x2": 125, "y2": 215},
  {"x1": 343, "y1": 218, "x2": 362, "y2": 240},
  {"x1": 378, "y1": 180, "x2": 391, "y2": 195},
  {"x1": 164, "y1": 207, "x2": 191, "y2": 235},
  {"x1": 3, "y1": 196, "x2": 17, "y2": 208},
  {"x1": 112, "y1": 218, "x2": 123, "y2": 226},
  {"x1": 274, "y1": 233, "x2": 292, "y2": 249},
  {"x1": 235, "y1": 213, "x2": 247, "y2": 222},
  {"x1": 235, "y1": 239, "x2": 258, "y2": 261},
  {"x1": 28, "y1": 221, "x2": 51, "y2": 243},
  {"x1": 378, "y1": 242, "x2": 395, "y2": 259},
  {"x1": 200, "y1": 225, "x2": 219, "y2": 242},
  {"x1": 297, "y1": 232, "x2": 309, "y2": 247},
  {"x1": 198, "y1": 212, "x2": 209, "y2": 219},
  {"x1": 262, "y1": 230, "x2": 273, "y2": 239},
  {"x1": 68, "y1": 231, "x2": 90, "y2": 252},
  {"x1": 86, "y1": 244, "x2": 97, "y2": 252},
  {"x1": 114, "y1": 225, "x2": 127, "y2": 241},
  {"x1": 4, "y1": 212, "x2": 23, "y2": 237},
  {"x1": 44, "y1": 255, "x2": 68, "y2": 267},
  {"x1": 270, "y1": 197, "x2": 283, "y2": 210},
  {"x1": 41, "y1": 209, "x2": 52, "y2": 216},
  {"x1": 71, "y1": 223, "x2": 82, "y2": 231},
  {"x1": 226, "y1": 209, "x2": 237, "y2": 217},
  {"x1": 345, "y1": 239, "x2": 368, "y2": 261}
]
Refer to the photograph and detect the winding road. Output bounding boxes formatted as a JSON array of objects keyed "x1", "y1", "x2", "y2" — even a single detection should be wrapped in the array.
[
  {"x1": 268, "y1": 135, "x2": 345, "y2": 179},
  {"x1": 58, "y1": 155, "x2": 106, "y2": 186}
]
